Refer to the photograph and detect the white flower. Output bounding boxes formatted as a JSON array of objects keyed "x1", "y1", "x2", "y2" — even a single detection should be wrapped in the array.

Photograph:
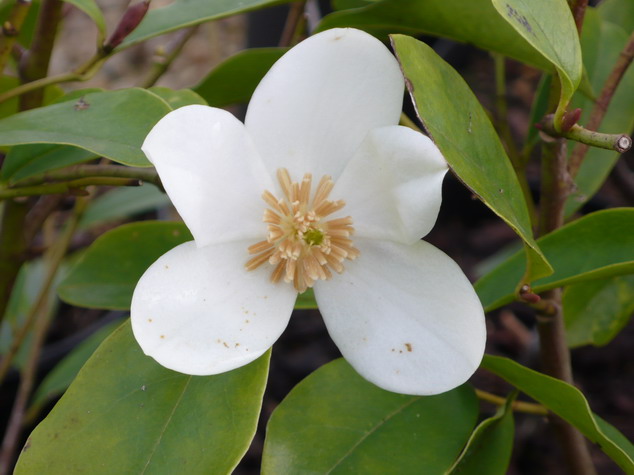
[{"x1": 131, "y1": 28, "x2": 485, "y2": 395}]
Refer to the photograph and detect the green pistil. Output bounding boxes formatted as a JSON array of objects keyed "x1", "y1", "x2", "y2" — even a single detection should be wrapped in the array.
[{"x1": 303, "y1": 228, "x2": 324, "y2": 247}]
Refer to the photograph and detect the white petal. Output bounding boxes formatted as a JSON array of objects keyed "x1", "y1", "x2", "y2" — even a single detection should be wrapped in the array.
[
  {"x1": 245, "y1": 28, "x2": 404, "y2": 181},
  {"x1": 333, "y1": 125, "x2": 447, "y2": 244},
  {"x1": 131, "y1": 241, "x2": 297, "y2": 375},
  {"x1": 142, "y1": 105, "x2": 274, "y2": 248},
  {"x1": 314, "y1": 238, "x2": 485, "y2": 395}
]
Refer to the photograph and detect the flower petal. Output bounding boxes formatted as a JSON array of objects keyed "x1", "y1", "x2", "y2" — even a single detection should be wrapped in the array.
[
  {"x1": 333, "y1": 125, "x2": 447, "y2": 244},
  {"x1": 313, "y1": 238, "x2": 485, "y2": 395},
  {"x1": 142, "y1": 105, "x2": 274, "y2": 248},
  {"x1": 245, "y1": 28, "x2": 404, "y2": 181},
  {"x1": 131, "y1": 241, "x2": 297, "y2": 375}
]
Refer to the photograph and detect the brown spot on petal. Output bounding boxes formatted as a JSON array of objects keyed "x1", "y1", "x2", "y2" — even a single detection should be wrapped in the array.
[{"x1": 405, "y1": 343, "x2": 413, "y2": 352}]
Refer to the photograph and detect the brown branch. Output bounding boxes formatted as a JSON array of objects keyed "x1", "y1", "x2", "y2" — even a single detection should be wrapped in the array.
[
  {"x1": 0, "y1": 0, "x2": 32, "y2": 73},
  {"x1": 279, "y1": 1, "x2": 306, "y2": 47},
  {"x1": 569, "y1": 30, "x2": 634, "y2": 177},
  {"x1": 0, "y1": 198, "x2": 85, "y2": 474}
]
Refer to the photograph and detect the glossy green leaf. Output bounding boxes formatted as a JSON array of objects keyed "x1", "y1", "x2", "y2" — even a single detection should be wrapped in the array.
[
  {"x1": 448, "y1": 392, "x2": 516, "y2": 474},
  {"x1": 476, "y1": 208, "x2": 634, "y2": 308},
  {"x1": 148, "y1": 87, "x2": 207, "y2": 109},
  {"x1": 262, "y1": 358, "x2": 478, "y2": 474},
  {"x1": 1, "y1": 144, "x2": 97, "y2": 184},
  {"x1": 120, "y1": 0, "x2": 291, "y2": 49},
  {"x1": 30, "y1": 318, "x2": 124, "y2": 412},
  {"x1": 318, "y1": 0, "x2": 553, "y2": 71},
  {"x1": 78, "y1": 186, "x2": 171, "y2": 230},
  {"x1": 392, "y1": 35, "x2": 551, "y2": 285},
  {"x1": 58, "y1": 222, "x2": 192, "y2": 310},
  {"x1": 194, "y1": 48, "x2": 286, "y2": 107},
  {"x1": 475, "y1": 208, "x2": 634, "y2": 311},
  {"x1": 565, "y1": 10, "x2": 634, "y2": 215},
  {"x1": 294, "y1": 288, "x2": 317, "y2": 309},
  {"x1": 62, "y1": 0, "x2": 106, "y2": 42},
  {"x1": 481, "y1": 355, "x2": 634, "y2": 472},
  {"x1": 564, "y1": 275, "x2": 634, "y2": 348},
  {"x1": 491, "y1": 0, "x2": 582, "y2": 128},
  {"x1": 0, "y1": 89, "x2": 171, "y2": 167},
  {"x1": 15, "y1": 321, "x2": 269, "y2": 474}
]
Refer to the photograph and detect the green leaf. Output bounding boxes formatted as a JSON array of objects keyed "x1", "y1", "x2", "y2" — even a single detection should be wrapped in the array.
[
  {"x1": 148, "y1": 87, "x2": 207, "y2": 109},
  {"x1": 565, "y1": 10, "x2": 634, "y2": 215},
  {"x1": 294, "y1": 288, "x2": 317, "y2": 309},
  {"x1": 564, "y1": 275, "x2": 634, "y2": 348},
  {"x1": 0, "y1": 89, "x2": 171, "y2": 167},
  {"x1": 120, "y1": 0, "x2": 291, "y2": 49},
  {"x1": 447, "y1": 392, "x2": 516, "y2": 474},
  {"x1": 0, "y1": 258, "x2": 72, "y2": 370},
  {"x1": 481, "y1": 355, "x2": 634, "y2": 472},
  {"x1": 491, "y1": 0, "x2": 582, "y2": 128},
  {"x1": 391, "y1": 35, "x2": 551, "y2": 285},
  {"x1": 30, "y1": 318, "x2": 124, "y2": 412},
  {"x1": 1, "y1": 144, "x2": 97, "y2": 184},
  {"x1": 0, "y1": 76, "x2": 64, "y2": 121},
  {"x1": 475, "y1": 208, "x2": 634, "y2": 311},
  {"x1": 193, "y1": 48, "x2": 286, "y2": 107},
  {"x1": 62, "y1": 0, "x2": 106, "y2": 43},
  {"x1": 333, "y1": 0, "x2": 378, "y2": 9},
  {"x1": 58, "y1": 222, "x2": 192, "y2": 310},
  {"x1": 262, "y1": 358, "x2": 478, "y2": 474},
  {"x1": 599, "y1": 0, "x2": 634, "y2": 32},
  {"x1": 318, "y1": 0, "x2": 554, "y2": 72},
  {"x1": 78, "y1": 186, "x2": 171, "y2": 231},
  {"x1": 15, "y1": 321, "x2": 269, "y2": 474}
]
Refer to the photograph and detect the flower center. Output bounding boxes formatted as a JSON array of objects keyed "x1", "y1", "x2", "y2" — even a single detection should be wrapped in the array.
[{"x1": 246, "y1": 168, "x2": 359, "y2": 293}]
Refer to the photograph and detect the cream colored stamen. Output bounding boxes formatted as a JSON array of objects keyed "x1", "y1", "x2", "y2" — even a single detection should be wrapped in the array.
[{"x1": 246, "y1": 168, "x2": 359, "y2": 293}]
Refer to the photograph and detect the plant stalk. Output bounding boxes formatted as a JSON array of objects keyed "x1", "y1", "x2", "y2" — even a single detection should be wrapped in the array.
[{"x1": 568, "y1": 30, "x2": 634, "y2": 177}]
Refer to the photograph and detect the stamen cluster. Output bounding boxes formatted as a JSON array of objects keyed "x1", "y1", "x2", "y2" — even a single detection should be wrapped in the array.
[{"x1": 246, "y1": 168, "x2": 359, "y2": 292}]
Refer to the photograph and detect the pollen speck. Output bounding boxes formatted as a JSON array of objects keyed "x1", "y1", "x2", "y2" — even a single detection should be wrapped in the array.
[
  {"x1": 246, "y1": 168, "x2": 359, "y2": 292},
  {"x1": 160, "y1": 335, "x2": 165, "y2": 339},
  {"x1": 223, "y1": 342, "x2": 229, "y2": 348},
  {"x1": 147, "y1": 318, "x2": 153, "y2": 323}
]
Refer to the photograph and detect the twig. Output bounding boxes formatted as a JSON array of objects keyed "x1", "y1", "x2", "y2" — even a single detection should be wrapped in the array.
[
  {"x1": 0, "y1": 177, "x2": 143, "y2": 199},
  {"x1": 0, "y1": 201, "x2": 29, "y2": 327},
  {"x1": 569, "y1": 30, "x2": 634, "y2": 177},
  {"x1": 537, "y1": 116, "x2": 596, "y2": 473},
  {"x1": 0, "y1": 0, "x2": 32, "y2": 73},
  {"x1": 0, "y1": 198, "x2": 86, "y2": 474},
  {"x1": 476, "y1": 389, "x2": 548, "y2": 415},
  {"x1": 539, "y1": 114, "x2": 632, "y2": 153},
  {"x1": 12, "y1": 164, "x2": 162, "y2": 188},
  {"x1": 568, "y1": 0, "x2": 588, "y2": 34},
  {"x1": 141, "y1": 26, "x2": 198, "y2": 88},
  {"x1": 279, "y1": 1, "x2": 306, "y2": 47},
  {"x1": 18, "y1": 0, "x2": 63, "y2": 110}
]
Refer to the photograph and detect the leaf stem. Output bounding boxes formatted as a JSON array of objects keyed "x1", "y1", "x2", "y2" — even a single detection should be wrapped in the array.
[
  {"x1": 537, "y1": 83, "x2": 596, "y2": 472},
  {"x1": 0, "y1": 53, "x2": 107, "y2": 105},
  {"x1": 0, "y1": 198, "x2": 85, "y2": 474},
  {"x1": 0, "y1": 177, "x2": 144, "y2": 199},
  {"x1": 475, "y1": 389, "x2": 548, "y2": 415},
  {"x1": 141, "y1": 26, "x2": 198, "y2": 88},
  {"x1": 12, "y1": 164, "x2": 162, "y2": 188},
  {"x1": 0, "y1": 0, "x2": 32, "y2": 74},
  {"x1": 568, "y1": 30, "x2": 634, "y2": 177},
  {"x1": 539, "y1": 114, "x2": 632, "y2": 154}
]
